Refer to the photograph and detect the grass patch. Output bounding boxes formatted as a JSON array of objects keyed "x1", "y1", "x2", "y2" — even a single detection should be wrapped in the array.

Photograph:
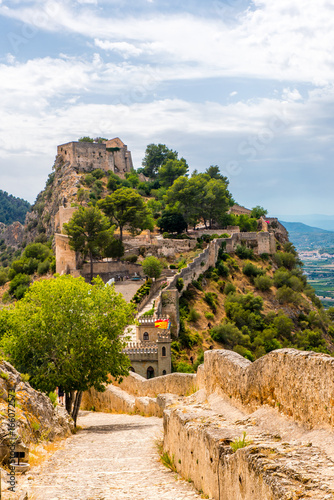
[
  {"x1": 156, "y1": 439, "x2": 177, "y2": 472},
  {"x1": 230, "y1": 432, "x2": 252, "y2": 452}
]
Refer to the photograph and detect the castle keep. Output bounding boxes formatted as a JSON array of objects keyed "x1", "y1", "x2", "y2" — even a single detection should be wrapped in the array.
[{"x1": 57, "y1": 137, "x2": 133, "y2": 177}]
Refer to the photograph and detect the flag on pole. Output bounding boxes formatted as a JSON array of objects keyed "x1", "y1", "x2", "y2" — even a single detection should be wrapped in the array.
[{"x1": 154, "y1": 319, "x2": 169, "y2": 329}]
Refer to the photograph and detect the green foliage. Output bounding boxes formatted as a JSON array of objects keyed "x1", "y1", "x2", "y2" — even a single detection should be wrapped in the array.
[
  {"x1": 131, "y1": 279, "x2": 152, "y2": 304},
  {"x1": 175, "y1": 361, "x2": 195, "y2": 373},
  {"x1": 276, "y1": 286, "x2": 302, "y2": 305},
  {"x1": 142, "y1": 143, "x2": 178, "y2": 178},
  {"x1": 99, "y1": 187, "x2": 154, "y2": 241},
  {"x1": 211, "y1": 323, "x2": 243, "y2": 345},
  {"x1": 78, "y1": 136, "x2": 94, "y2": 142},
  {"x1": 204, "y1": 292, "x2": 218, "y2": 312},
  {"x1": 254, "y1": 275, "x2": 272, "y2": 291},
  {"x1": 230, "y1": 432, "x2": 252, "y2": 452},
  {"x1": 122, "y1": 254, "x2": 138, "y2": 263},
  {"x1": 273, "y1": 252, "x2": 298, "y2": 270},
  {"x1": 159, "y1": 158, "x2": 189, "y2": 188},
  {"x1": 0, "y1": 190, "x2": 31, "y2": 225},
  {"x1": 251, "y1": 206, "x2": 268, "y2": 219},
  {"x1": 217, "y1": 261, "x2": 229, "y2": 277},
  {"x1": 243, "y1": 262, "x2": 264, "y2": 278},
  {"x1": 235, "y1": 245, "x2": 254, "y2": 259},
  {"x1": 37, "y1": 260, "x2": 50, "y2": 275},
  {"x1": 1, "y1": 275, "x2": 135, "y2": 395},
  {"x1": 0, "y1": 268, "x2": 8, "y2": 286},
  {"x1": 63, "y1": 205, "x2": 115, "y2": 282},
  {"x1": 188, "y1": 308, "x2": 200, "y2": 322},
  {"x1": 233, "y1": 345, "x2": 254, "y2": 361},
  {"x1": 176, "y1": 278, "x2": 184, "y2": 292},
  {"x1": 204, "y1": 311, "x2": 215, "y2": 320},
  {"x1": 142, "y1": 256, "x2": 163, "y2": 280},
  {"x1": 158, "y1": 210, "x2": 187, "y2": 234},
  {"x1": 48, "y1": 391, "x2": 58, "y2": 407},
  {"x1": 9, "y1": 273, "x2": 31, "y2": 299},
  {"x1": 104, "y1": 238, "x2": 124, "y2": 260},
  {"x1": 224, "y1": 282, "x2": 236, "y2": 295}
]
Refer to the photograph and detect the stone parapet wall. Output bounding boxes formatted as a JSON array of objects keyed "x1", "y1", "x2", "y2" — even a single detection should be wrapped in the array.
[
  {"x1": 196, "y1": 349, "x2": 334, "y2": 429},
  {"x1": 113, "y1": 371, "x2": 196, "y2": 397}
]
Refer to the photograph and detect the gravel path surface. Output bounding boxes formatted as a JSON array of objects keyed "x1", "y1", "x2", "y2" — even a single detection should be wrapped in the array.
[{"x1": 28, "y1": 412, "x2": 203, "y2": 500}]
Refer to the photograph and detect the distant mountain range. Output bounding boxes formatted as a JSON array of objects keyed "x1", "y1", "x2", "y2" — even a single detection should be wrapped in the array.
[
  {"x1": 280, "y1": 220, "x2": 334, "y2": 250},
  {"x1": 0, "y1": 190, "x2": 31, "y2": 225},
  {"x1": 276, "y1": 214, "x2": 334, "y2": 232}
]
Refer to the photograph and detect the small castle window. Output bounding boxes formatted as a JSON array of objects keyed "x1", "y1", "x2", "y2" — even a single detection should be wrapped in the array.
[
  {"x1": 162, "y1": 346, "x2": 166, "y2": 357},
  {"x1": 147, "y1": 366, "x2": 154, "y2": 379},
  {"x1": 65, "y1": 151, "x2": 67, "y2": 155},
  {"x1": 143, "y1": 332, "x2": 149, "y2": 341},
  {"x1": 162, "y1": 370, "x2": 166, "y2": 375}
]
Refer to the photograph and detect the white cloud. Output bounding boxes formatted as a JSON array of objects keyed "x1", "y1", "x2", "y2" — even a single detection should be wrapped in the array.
[{"x1": 94, "y1": 40, "x2": 143, "y2": 58}]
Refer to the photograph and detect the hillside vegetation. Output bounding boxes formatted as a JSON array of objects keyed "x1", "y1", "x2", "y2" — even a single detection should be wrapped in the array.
[
  {"x1": 0, "y1": 190, "x2": 31, "y2": 225},
  {"x1": 172, "y1": 241, "x2": 334, "y2": 372}
]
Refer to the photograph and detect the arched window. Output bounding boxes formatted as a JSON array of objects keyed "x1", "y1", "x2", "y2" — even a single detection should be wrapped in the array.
[
  {"x1": 143, "y1": 332, "x2": 149, "y2": 341},
  {"x1": 147, "y1": 366, "x2": 155, "y2": 379},
  {"x1": 162, "y1": 346, "x2": 166, "y2": 357},
  {"x1": 162, "y1": 370, "x2": 166, "y2": 375}
]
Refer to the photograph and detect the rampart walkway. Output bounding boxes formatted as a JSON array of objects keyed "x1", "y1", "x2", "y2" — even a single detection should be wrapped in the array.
[{"x1": 27, "y1": 412, "x2": 203, "y2": 500}]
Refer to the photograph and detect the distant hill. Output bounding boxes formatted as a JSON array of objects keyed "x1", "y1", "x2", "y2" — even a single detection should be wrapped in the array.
[
  {"x1": 276, "y1": 214, "x2": 334, "y2": 232},
  {"x1": 280, "y1": 220, "x2": 334, "y2": 250},
  {"x1": 0, "y1": 190, "x2": 31, "y2": 225}
]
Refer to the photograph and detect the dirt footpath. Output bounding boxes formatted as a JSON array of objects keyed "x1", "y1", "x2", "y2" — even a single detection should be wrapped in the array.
[{"x1": 25, "y1": 412, "x2": 204, "y2": 500}]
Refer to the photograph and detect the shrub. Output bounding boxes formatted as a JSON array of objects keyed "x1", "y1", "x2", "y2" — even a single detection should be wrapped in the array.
[
  {"x1": 224, "y1": 283, "x2": 236, "y2": 295},
  {"x1": 48, "y1": 391, "x2": 58, "y2": 407},
  {"x1": 273, "y1": 313, "x2": 294, "y2": 339},
  {"x1": 179, "y1": 329, "x2": 201, "y2": 349},
  {"x1": 175, "y1": 361, "x2": 195, "y2": 373},
  {"x1": 210, "y1": 322, "x2": 243, "y2": 345},
  {"x1": 235, "y1": 245, "x2": 254, "y2": 259},
  {"x1": 233, "y1": 345, "x2": 254, "y2": 361},
  {"x1": 142, "y1": 256, "x2": 163, "y2": 280},
  {"x1": 217, "y1": 261, "x2": 229, "y2": 277},
  {"x1": 254, "y1": 275, "x2": 272, "y2": 291},
  {"x1": 0, "y1": 268, "x2": 8, "y2": 286},
  {"x1": 170, "y1": 264, "x2": 177, "y2": 269},
  {"x1": 188, "y1": 308, "x2": 200, "y2": 322},
  {"x1": 37, "y1": 260, "x2": 50, "y2": 275},
  {"x1": 243, "y1": 262, "x2": 263, "y2": 278},
  {"x1": 273, "y1": 252, "x2": 298, "y2": 270},
  {"x1": 122, "y1": 254, "x2": 138, "y2": 263},
  {"x1": 204, "y1": 311, "x2": 215, "y2": 320},
  {"x1": 273, "y1": 269, "x2": 291, "y2": 288},
  {"x1": 204, "y1": 292, "x2": 218, "y2": 312},
  {"x1": 276, "y1": 286, "x2": 301, "y2": 305},
  {"x1": 9, "y1": 273, "x2": 31, "y2": 299},
  {"x1": 176, "y1": 278, "x2": 184, "y2": 292},
  {"x1": 192, "y1": 279, "x2": 203, "y2": 291}
]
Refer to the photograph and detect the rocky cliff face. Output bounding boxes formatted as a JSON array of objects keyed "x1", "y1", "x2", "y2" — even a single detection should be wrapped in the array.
[
  {"x1": 0, "y1": 222, "x2": 25, "y2": 249},
  {"x1": 0, "y1": 360, "x2": 73, "y2": 463}
]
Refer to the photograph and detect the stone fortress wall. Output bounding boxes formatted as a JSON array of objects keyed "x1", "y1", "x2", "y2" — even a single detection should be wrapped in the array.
[
  {"x1": 82, "y1": 348, "x2": 334, "y2": 499},
  {"x1": 57, "y1": 137, "x2": 133, "y2": 177}
]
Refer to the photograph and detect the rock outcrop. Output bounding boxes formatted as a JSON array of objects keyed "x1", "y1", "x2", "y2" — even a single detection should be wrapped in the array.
[
  {"x1": 0, "y1": 361, "x2": 73, "y2": 463},
  {"x1": 0, "y1": 222, "x2": 25, "y2": 249}
]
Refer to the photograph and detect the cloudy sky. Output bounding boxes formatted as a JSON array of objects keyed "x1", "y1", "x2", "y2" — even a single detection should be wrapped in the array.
[{"x1": 0, "y1": 0, "x2": 333, "y2": 216}]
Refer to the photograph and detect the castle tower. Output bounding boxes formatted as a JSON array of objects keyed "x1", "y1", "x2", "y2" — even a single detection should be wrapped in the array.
[{"x1": 157, "y1": 333, "x2": 172, "y2": 376}]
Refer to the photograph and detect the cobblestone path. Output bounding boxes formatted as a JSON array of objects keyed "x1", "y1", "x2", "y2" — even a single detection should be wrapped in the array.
[{"x1": 28, "y1": 412, "x2": 203, "y2": 500}]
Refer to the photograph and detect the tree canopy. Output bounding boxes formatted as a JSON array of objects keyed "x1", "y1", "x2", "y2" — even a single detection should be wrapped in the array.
[
  {"x1": 157, "y1": 210, "x2": 187, "y2": 234},
  {"x1": 164, "y1": 171, "x2": 233, "y2": 229},
  {"x1": 141, "y1": 143, "x2": 178, "y2": 178},
  {"x1": 0, "y1": 190, "x2": 31, "y2": 225},
  {"x1": 251, "y1": 206, "x2": 268, "y2": 219},
  {"x1": 142, "y1": 256, "x2": 163, "y2": 280},
  {"x1": 98, "y1": 187, "x2": 154, "y2": 241},
  {"x1": 1, "y1": 275, "x2": 135, "y2": 425},
  {"x1": 63, "y1": 205, "x2": 115, "y2": 282},
  {"x1": 158, "y1": 158, "x2": 189, "y2": 188}
]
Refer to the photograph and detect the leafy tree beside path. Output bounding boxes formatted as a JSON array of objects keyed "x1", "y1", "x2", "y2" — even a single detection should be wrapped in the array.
[{"x1": 1, "y1": 275, "x2": 135, "y2": 426}]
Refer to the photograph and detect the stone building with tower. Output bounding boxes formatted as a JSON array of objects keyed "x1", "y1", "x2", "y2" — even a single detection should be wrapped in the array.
[
  {"x1": 123, "y1": 317, "x2": 172, "y2": 379},
  {"x1": 57, "y1": 137, "x2": 133, "y2": 177}
]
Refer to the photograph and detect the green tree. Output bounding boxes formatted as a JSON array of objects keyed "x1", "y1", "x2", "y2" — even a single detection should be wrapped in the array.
[
  {"x1": 251, "y1": 206, "x2": 268, "y2": 219},
  {"x1": 158, "y1": 158, "x2": 188, "y2": 188},
  {"x1": 63, "y1": 206, "x2": 115, "y2": 282},
  {"x1": 141, "y1": 144, "x2": 178, "y2": 178},
  {"x1": 142, "y1": 256, "x2": 163, "y2": 280},
  {"x1": 1, "y1": 275, "x2": 134, "y2": 425},
  {"x1": 99, "y1": 188, "x2": 154, "y2": 242},
  {"x1": 78, "y1": 136, "x2": 94, "y2": 143},
  {"x1": 157, "y1": 210, "x2": 187, "y2": 234},
  {"x1": 205, "y1": 165, "x2": 229, "y2": 183}
]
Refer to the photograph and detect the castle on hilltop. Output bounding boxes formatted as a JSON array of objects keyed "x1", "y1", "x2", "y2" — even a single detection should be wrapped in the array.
[{"x1": 57, "y1": 137, "x2": 133, "y2": 178}]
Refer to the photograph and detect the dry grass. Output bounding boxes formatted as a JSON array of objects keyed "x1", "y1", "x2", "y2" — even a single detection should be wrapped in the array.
[{"x1": 29, "y1": 440, "x2": 65, "y2": 468}]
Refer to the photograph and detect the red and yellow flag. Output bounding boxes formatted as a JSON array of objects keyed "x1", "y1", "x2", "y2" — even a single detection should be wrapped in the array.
[{"x1": 154, "y1": 319, "x2": 169, "y2": 329}]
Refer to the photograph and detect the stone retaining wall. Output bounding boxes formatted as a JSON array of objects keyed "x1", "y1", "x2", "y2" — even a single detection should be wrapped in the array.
[{"x1": 196, "y1": 348, "x2": 334, "y2": 429}]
